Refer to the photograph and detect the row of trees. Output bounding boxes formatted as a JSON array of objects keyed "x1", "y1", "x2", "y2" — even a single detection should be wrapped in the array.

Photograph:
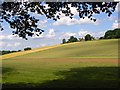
[
  {"x1": 62, "y1": 34, "x2": 94, "y2": 44},
  {"x1": 0, "y1": 50, "x2": 21, "y2": 55},
  {"x1": 0, "y1": 47, "x2": 32, "y2": 55},
  {"x1": 99, "y1": 28, "x2": 120, "y2": 39},
  {"x1": 62, "y1": 28, "x2": 120, "y2": 44}
]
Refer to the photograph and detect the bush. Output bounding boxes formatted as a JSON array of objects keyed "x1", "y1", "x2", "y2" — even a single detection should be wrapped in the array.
[{"x1": 24, "y1": 47, "x2": 32, "y2": 51}]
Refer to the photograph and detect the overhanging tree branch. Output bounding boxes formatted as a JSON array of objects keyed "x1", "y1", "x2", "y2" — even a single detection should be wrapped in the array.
[{"x1": 0, "y1": 1, "x2": 118, "y2": 39}]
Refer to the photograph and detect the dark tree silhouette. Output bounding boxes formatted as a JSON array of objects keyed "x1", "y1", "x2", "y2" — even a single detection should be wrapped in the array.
[
  {"x1": 85, "y1": 34, "x2": 93, "y2": 41},
  {"x1": 68, "y1": 36, "x2": 78, "y2": 43},
  {"x1": 0, "y1": 1, "x2": 118, "y2": 39},
  {"x1": 103, "y1": 28, "x2": 120, "y2": 39},
  {"x1": 62, "y1": 38, "x2": 66, "y2": 44}
]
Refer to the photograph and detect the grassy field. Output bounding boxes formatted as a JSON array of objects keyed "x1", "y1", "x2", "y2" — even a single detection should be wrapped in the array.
[
  {"x1": 14, "y1": 39, "x2": 118, "y2": 58},
  {"x1": 2, "y1": 39, "x2": 119, "y2": 88}
]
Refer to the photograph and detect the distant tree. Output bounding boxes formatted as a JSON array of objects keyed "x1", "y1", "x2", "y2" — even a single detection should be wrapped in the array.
[
  {"x1": 104, "y1": 30, "x2": 114, "y2": 39},
  {"x1": 103, "y1": 28, "x2": 120, "y2": 39},
  {"x1": 114, "y1": 28, "x2": 120, "y2": 38},
  {"x1": 0, "y1": 51, "x2": 2, "y2": 55},
  {"x1": 91, "y1": 36, "x2": 95, "y2": 40},
  {"x1": 85, "y1": 34, "x2": 93, "y2": 41},
  {"x1": 18, "y1": 50, "x2": 22, "y2": 52},
  {"x1": 11, "y1": 50, "x2": 17, "y2": 53},
  {"x1": 62, "y1": 38, "x2": 66, "y2": 44},
  {"x1": 0, "y1": 50, "x2": 22, "y2": 55},
  {"x1": 24, "y1": 47, "x2": 32, "y2": 51},
  {"x1": 79, "y1": 38, "x2": 84, "y2": 42},
  {"x1": 68, "y1": 36, "x2": 78, "y2": 43},
  {"x1": 99, "y1": 37, "x2": 104, "y2": 40}
]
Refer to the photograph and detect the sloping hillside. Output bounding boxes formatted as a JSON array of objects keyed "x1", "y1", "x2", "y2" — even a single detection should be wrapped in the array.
[
  {"x1": 4, "y1": 39, "x2": 118, "y2": 59},
  {"x1": 2, "y1": 39, "x2": 118, "y2": 88}
]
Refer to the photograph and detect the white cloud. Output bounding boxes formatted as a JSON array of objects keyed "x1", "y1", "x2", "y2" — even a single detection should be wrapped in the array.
[
  {"x1": 37, "y1": 20, "x2": 47, "y2": 28},
  {"x1": 53, "y1": 17, "x2": 99, "y2": 26},
  {"x1": 78, "y1": 30, "x2": 91, "y2": 38},
  {"x1": 0, "y1": 34, "x2": 21, "y2": 40},
  {"x1": 31, "y1": 28, "x2": 56, "y2": 39},
  {"x1": 43, "y1": 4, "x2": 50, "y2": 9},
  {"x1": 14, "y1": 42, "x2": 21, "y2": 47},
  {"x1": 115, "y1": 2, "x2": 120, "y2": 12},
  {"x1": 78, "y1": 29, "x2": 105, "y2": 38},
  {"x1": 7, "y1": 42, "x2": 21, "y2": 47},
  {"x1": 0, "y1": 41, "x2": 21, "y2": 49},
  {"x1": 46, "y1": 29, "x2": 55, "y2": 38},
  {"x1": 0, "y1": 41, "x2": 5, "y2": 48},
  {"x1": 39, "y1": 44, "x2": 47, "y2": 47},
  {"x1": 31, "y1": 33, "x2": 44, "y2": 39},
  {"x1": 63, "y1": 32, "x2": 76, "y2": 37},
  {"x1": 0, "y1": 35, "x2": 5, "y2": 40},
  {"x1": 53, "y1": 4, "x2": 99, "y2": 26},
  {"x1": 6, "y1": 43, "x2": 13, "y2": 47},
  {"x1": 95, "y1": 31, "x2": 105, "y2": 37},
  {"x1": 68, "y1": 4, "x2": 78, "y2": 16},
  {"x1": 107, "y1": 16, "x2": 117, "y2": 21},
  {"x1": 55, "y1": 4, "x2": 78, "y2": 19},
  {"x1": 29, "y1": 11, "x2": 42, "y2": 18},
  {"x1": 112, "y1": 20, "x2": 120, "y2": 29}
]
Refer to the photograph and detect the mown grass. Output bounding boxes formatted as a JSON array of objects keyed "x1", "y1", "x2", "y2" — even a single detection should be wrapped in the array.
[
  {"x1": 3, "y1": 58, "x2": 119, "y2": 88},
  {"x1": 2, "y1": 39, "x2": 119, "y2": 88},
  {"x1": 14, "y1": 39, "x2": 118, "y2": 59}
]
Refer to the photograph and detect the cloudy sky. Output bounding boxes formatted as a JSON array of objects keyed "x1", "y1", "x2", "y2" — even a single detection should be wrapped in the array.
[{"x1": 0, "y1": 2, "x2": 120, "y2": 50}]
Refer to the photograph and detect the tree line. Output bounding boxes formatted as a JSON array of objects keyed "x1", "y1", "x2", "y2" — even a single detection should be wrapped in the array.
[
  {"x1": 0, "y1": 50, "x2": 21, "y2": 55},
  {"x1": 0, "y1": 47, "x2": 32, "y2": 55},
  {"x1": 100, "y1": 28, "x2": 120, "y2": 39},
  {"x1": 62, "y1": 34, "x2": 94, "y2": 44},
  {"x1": 62, "y1": 28, "x2": 120, "y2": 44}
]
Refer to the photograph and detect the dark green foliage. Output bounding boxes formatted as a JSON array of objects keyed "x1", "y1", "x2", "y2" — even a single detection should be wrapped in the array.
[
  {"x1": 103, "y1": 28, "x2": 120, "y2": 39},
  {"x1": 0, "y1": 50, "x2": 21, "y2": 55},
  {"x1": 79, "y1": 38, "x2": 85, "y2": 41},
  {"x1": 62, "y1": 38, "x2": 66, "y2": 44},
  {"x1": 18, "y1": 50, "x2": 22, "y2": 52},
  {"x1": 62, "y1": 35, "x2": 95, "y2": 44},
  {"x1": 85, "y1": 34, "x2": 94, "y2": 41},
  {"x1": 99, "y1": 37, "x2": 104, "y2": 40},
  {"x1": 2, "y1": 67, "x2": 119, "y2": 88},
  {"x1": 67, "y1": 36, "x2": 78, "y2": 43},
  {"x1": 62, "y1": 36, "x2": 78, "y2": 44},
  {"x1": 24, "y1": 47, "x2": 32, "y2": 51},
  {"x1": 0, "y1": 2, "x2": 118, "y2": 39}
]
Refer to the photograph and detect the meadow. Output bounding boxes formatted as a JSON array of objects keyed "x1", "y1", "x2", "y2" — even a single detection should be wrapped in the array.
[{"x1": 2, "y1": 39, "x2": 119, "y2": 88}]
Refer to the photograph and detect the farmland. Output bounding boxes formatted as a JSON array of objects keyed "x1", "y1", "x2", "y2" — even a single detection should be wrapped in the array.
[{"x1": 2, "y1": 39, "x2": 119, "y2": 88}]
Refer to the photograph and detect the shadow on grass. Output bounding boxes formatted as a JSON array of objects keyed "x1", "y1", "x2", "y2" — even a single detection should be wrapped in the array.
[
  {"x1": 2, "y1": 67, "x2": 15, "y2": 74},
  {"x1": 2, "y1": 67, "x2": 119, "y2": 89}
]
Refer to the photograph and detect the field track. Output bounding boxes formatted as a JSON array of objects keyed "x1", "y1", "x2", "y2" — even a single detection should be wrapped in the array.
[{"x1": 10, "y1": 58, "x2": 118, "y2": 63}]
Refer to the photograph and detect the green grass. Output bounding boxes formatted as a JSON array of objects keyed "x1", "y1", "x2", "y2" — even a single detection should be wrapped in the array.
[
  {"x1": 15, "y1": 39, "x2": 118, "y2": 58},
  {"x1": 2, "y1": 39, "x2": 119, "y2": 88}
]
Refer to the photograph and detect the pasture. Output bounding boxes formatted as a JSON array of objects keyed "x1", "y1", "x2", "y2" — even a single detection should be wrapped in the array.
[{"x1": 2, "y1": 39, "x2": 119, "y2": 88}]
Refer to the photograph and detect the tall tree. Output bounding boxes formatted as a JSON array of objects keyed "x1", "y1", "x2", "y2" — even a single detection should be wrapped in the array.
[
  {"x1": 0, "y1": 1, "x2": 118, "y2": 39},
  {"x1": 68, "y1": 36, "x2": 78, "y2": 43},
  {"x1": 104, "y1": 28, "x2": 120, "y2": 39},
  {"x1": 62, "y1": 38, "x2": 66, "y2": 44},
  {"x1": 85, "y1": 34, "x2": 93, "y2": 41}
]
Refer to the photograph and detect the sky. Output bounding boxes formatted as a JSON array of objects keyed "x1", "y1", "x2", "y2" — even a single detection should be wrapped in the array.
[{"x1": 0, "y1": 2, "x2": 120, "y2": 50}]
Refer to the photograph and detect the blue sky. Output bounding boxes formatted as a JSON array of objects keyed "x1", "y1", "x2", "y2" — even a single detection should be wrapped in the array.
[{"x1": 0, "y1": 3, "x2": 119, "y2": 50}]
